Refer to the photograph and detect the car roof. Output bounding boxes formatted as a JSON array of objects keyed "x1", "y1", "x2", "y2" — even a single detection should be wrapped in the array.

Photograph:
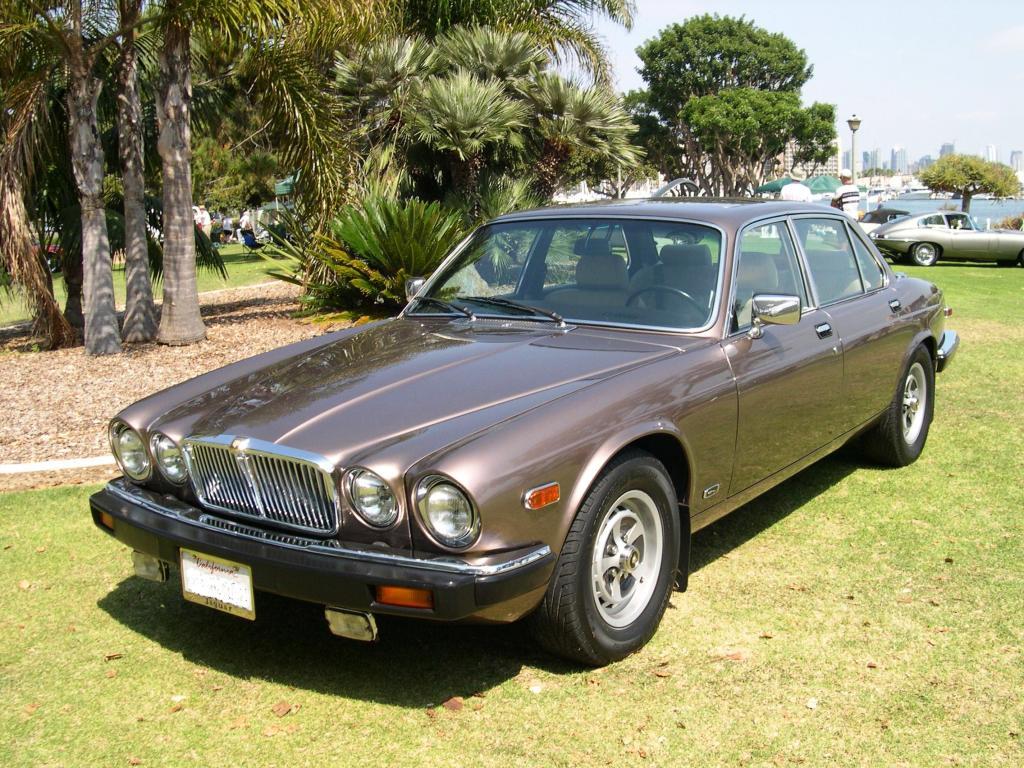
[{"x1": 492, "y1": 198, "x2": 839, "y2": 229}]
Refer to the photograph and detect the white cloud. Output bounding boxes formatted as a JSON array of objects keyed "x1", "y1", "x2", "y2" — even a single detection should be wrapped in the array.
[{"x1": 984, "y1": 25, "x2": 1024, "y2": 53}]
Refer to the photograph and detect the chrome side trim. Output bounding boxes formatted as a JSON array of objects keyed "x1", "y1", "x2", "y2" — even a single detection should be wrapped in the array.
[{"x1": 105, "y1": 479, "x2": 551, "y2": 577}]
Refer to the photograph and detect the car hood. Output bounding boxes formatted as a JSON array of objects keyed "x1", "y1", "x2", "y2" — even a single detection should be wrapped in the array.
[{"x1": 150, "y1": 317, "x2": 682, "y2": 466}]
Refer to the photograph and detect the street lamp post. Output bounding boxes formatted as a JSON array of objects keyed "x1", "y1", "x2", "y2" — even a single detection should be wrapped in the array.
[{"x1": 847, "y1": 114, "x2": 862, "y2": 186}]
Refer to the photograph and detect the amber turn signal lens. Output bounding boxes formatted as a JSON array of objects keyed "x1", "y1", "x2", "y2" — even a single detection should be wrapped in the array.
[
  {"x1": 376, "y1": 585, "x2": 433, "y2": 610},
  {"x1": 99, "y1": 511, "x2": 115, "y2": 530},
  {"x1": 524, "y1": 482, "x2": 560, "y2": 510}
]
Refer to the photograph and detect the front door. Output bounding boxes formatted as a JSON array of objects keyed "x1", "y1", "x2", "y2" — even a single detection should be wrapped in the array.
[{"x1": 724, "y1": 219, "x2": 844, "y2": 496}]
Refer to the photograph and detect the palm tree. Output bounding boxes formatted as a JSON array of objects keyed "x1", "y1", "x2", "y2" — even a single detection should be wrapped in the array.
[
  {"x1": 0, "y1": 14, "x2": 76, "y2": 348},
  {"x1": 526, "y1": 73, "x2": 638, "y2": 198},
  {"x1": 1, "y1": 0, "x2": 139, "y2": 354},
  {"x1": 412, "y1": 70, "x2": 527, "y2": 197},
  {"x1": 401, "y1": 0, "x2": 635, "y2": 82},
  {"x1": 116, "y1": 0, "x2": 157, "y2": 342}
]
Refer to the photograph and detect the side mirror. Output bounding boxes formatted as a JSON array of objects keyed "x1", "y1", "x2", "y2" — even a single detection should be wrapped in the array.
[
  {"x1": 405, "y1": 277, "x2": 425, "y2": 303},
  {"x1": 749, "y1": 294, "x2": 801, "y2": 339}
]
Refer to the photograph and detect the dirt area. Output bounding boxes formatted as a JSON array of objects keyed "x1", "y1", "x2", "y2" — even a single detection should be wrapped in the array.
[{"x1": 0, "y1": 283, "x2": 349, "y2": 491}]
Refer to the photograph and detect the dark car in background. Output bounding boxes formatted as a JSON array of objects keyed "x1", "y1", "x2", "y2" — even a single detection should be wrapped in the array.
[
  {"x1": 858, "y1": 207, "x2": 910, "y2": 234},
  {"x1": 91, "y1": 199, "x2": 958, "y2": 665},
  {"x1": 870, "y1": 210, "x2": 1024, "y2": 266}
]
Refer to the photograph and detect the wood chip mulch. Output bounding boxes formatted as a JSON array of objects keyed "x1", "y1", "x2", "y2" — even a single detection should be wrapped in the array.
[{"x1": 0, "y1": 283, "x2": 351, "y2": 491}]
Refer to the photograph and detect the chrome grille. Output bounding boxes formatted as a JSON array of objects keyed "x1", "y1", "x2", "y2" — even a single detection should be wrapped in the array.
[{"x1": 183, "y1": 436, "x2": 339, "y2": 535}]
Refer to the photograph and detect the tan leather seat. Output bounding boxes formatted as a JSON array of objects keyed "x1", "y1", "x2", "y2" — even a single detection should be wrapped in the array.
[
  {"x1": 629, "y1": 244, "x2": 716, "y2": 309},
  {"x1": 734, "y1": 252, "x2": 779, "y2": 328},
  {"x1": 546, "y1": 240, "x2": 628, "y2": 316}
]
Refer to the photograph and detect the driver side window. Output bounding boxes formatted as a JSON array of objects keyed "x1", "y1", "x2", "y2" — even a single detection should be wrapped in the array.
[{"x1": 733, "y1": 222, "x2": 807, "y2": 331}]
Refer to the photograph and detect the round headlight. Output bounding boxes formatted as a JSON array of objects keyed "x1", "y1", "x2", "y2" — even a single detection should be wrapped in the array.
[
  {"x1": 151, "y1": 433, "x2": 187, "y2": 484},
  {"x1": 417, "y1": 477, "x2": 479, "y2": 548},
  {"x1": 109, "y1": 421, "x2": 150, "y2": 481},
  {"x1": 348, "y1": 469, "x2": 399, "y2": 527}
]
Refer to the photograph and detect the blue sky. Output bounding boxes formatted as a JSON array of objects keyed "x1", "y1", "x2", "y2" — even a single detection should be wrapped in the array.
[{"x1": 593, "y1": 0, "x2": 1024, "y2": 162}]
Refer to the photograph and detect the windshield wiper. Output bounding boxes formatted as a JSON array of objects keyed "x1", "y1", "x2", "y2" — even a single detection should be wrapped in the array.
[
  {"x1": 409, "y1": 296, "x2": 475, "y2": 320},
  {"x1": 462, "y1": 296, "x2": 565, "y2": 326}
]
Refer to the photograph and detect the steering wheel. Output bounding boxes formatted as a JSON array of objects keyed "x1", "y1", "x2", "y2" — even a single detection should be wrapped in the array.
[
  {"x1": 664, "y1": 229, "x2": 699, "y2": 245},
  {"x1": 626, "y1": 285, "x2": 705, "y2": 317}
]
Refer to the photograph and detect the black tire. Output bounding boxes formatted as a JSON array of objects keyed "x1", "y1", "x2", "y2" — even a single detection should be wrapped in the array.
[
  {"x1": 910, "y1": 242, "x2": 939, "y2": 267},
  {"x1": 861, "y1": 345, "x2": 935, "y2": 467},
  {"x1": 529, "y1": 451, "x2": 680, "y2": 666}
]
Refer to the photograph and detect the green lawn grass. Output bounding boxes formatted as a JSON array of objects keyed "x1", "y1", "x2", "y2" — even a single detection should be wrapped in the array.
[
  {"x1": 0, "y1": 245, "x2": 287, "y2": 327},
  {"x1": 1, "y1": 263, "x2": 1022, "y2": 766}
]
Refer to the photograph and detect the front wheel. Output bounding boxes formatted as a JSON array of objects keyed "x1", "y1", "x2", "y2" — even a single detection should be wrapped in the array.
[
  {"x1": 861, "y1": 345, "x2": 935, "y2": 466},
  {"x1": 910, "y1": 242, "x2": 939, "y2": 267},
  {"x1": 529, "y1": 451, "x2": 680, "y2": 666}
]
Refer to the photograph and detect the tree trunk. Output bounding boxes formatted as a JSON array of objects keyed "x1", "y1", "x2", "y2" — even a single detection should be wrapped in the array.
[
  {"x1": 155, "y1": 22, "x2": 206, "y2": 345},
  {"x1": 68, "y1": 72, "x2": 122, "y2": 355},
  {"x1": 534, "y1": 139, "x2": 569, "y2": 201},
  {"x1": 961, "y1": 190, "x2": 973, "y2": 213},
  {"x1": 117, "y1": 2, "x2": 158, "y2": 342},
  {"x1": 0, "y1": 178, "x2": 76, "y2": 348},
  {"x1": 63, "y1": 249, "x2": 85, "y2": 330}
]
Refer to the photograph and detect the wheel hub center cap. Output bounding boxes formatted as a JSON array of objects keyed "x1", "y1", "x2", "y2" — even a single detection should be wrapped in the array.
[{"x1": 618, "y1": 547, "x2": 640, "y2": 574}]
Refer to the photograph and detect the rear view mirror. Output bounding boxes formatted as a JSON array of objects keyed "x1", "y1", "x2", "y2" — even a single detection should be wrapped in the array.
[
  {"x1": 405, "y1": 277, "x2": 425, "y2": 302},
  {"x1": 749, "y1": 294, "x2": 801, "y2": 339}
]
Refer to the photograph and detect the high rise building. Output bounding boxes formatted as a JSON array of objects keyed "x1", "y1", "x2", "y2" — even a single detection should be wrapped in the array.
[
  {"x1": 862, "y1": 151, "x2": 871, "y2": 172},
  {"x1": 917, "y1": 155, "x2": 934, "y2": 171},
  {"x1": 940, "y1": 143, "x2": 955, "y2": 157},
  {"x1": 890, "y1": 146, "x2": 908, "y2": 174},
  {"x1": 841, "y1": 150, "x2": 852, "y2": 172},
  {"x1": 1010, "y1": 150, "x2": 1024, "y2": 173},
  {"x1": 985, "y1": 144, "x2": 998, "y2": 163}
]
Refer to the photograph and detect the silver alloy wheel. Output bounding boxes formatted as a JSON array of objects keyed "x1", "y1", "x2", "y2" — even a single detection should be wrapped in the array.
[
  {"x1": 902, "y1": 361, "x2": 928, "y2": 444},
  {"x1": 912, "y1": 243, "x2": 937, "y2": 266},
  {"x1": 591, "y1": 489, "x2": 663, "y2": 628}
]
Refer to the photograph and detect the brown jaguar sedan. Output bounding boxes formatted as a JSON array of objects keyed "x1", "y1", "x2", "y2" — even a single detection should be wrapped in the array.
[{"x1": 91, "y1": 200, "x2": 959, "y2": 665}]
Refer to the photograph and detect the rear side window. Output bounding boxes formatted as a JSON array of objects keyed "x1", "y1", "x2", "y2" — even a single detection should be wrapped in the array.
[
  {"x1": 792, "y1": 218, "x2": 863, "y2": 305},
  {"x1": 848, "y1": 227, "x2": 885, "y2": 291},
  {"x1": 732, "y1": 221, "x2": 806, "y2": 331}
]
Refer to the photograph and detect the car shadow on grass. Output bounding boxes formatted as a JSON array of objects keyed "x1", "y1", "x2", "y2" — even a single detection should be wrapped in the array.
[
  {"x1": 97, "y1": 574, "x2": 563, "y2": 707},
  {"x1": 96, "y1": 452, "x2": 863, "y2": 705}
]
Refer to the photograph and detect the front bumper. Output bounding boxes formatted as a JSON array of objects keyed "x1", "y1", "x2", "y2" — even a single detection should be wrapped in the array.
[
  {"x1": 90, "y1": 479, "x2": 554, "y2": 622},
  {"x1": 936, "y1": 330, "x2": 959, "y2": 373}
]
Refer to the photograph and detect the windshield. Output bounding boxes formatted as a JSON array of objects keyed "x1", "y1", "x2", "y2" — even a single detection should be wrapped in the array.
[{"x1": 412, "y1": 218, "x2": 723, "y2": 331}]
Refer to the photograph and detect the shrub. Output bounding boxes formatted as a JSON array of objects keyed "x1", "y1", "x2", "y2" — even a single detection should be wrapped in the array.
[{"x1": 271, "y1": 197, "x2": 466, "y2": 314}]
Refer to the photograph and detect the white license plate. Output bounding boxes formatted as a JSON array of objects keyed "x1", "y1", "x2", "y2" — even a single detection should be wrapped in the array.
[{"x1": 179, "y1": 548, "x2": 255, "y2": 620}]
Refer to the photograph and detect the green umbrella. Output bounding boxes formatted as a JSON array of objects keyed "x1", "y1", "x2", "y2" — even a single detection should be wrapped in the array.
[
  {"x1": 805, "y1": 175, "x2": 841, "y2": 194},
  {"x1": 755, "y1": 177, "x2": 792, "y2": 194}
]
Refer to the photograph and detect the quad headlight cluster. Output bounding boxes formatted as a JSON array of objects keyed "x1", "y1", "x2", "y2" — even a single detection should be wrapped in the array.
[{"x1": 109, "y1": 421, "x2": 187, "y2": 484}]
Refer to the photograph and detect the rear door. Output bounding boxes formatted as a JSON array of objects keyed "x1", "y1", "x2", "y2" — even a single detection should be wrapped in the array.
[
  {"x1": 791, "y1": 216, "x2": 911, "y2": 432},
  {"x1": 724, "y1": 218, "x2": 844, "y2": 495}
]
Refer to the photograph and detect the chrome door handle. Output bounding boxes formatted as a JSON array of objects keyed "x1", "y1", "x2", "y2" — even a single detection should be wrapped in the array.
[
  {"x1": 815, "y1": 322, "x2": 833, "y2": 339},
  {"x1": 889, "y1": 299, "x2": 902, "y2": 312}
]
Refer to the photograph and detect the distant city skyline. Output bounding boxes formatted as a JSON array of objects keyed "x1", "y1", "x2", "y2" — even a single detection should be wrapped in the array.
[{"x1": 593, "y1": 0, "x2": 1023, "y2": 163}]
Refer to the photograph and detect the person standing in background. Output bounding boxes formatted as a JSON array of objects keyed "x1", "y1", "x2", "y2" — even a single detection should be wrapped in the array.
[
  {"x1": 780, "y1": 167, "x2": 813, "y2": 202},
  {"x1": 198, "y1": 205, "x2": 212, "y2": 238},
  {"x1": 832, "y1": 170, "x2": 861, "y2": 215}
]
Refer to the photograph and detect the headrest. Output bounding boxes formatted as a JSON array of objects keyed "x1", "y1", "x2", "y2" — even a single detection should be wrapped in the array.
[
  {"x1": 736, "y1": 252, "x2": 778, "y2": 292},
  {"x1": 660, "y1": 244, "x2": 711, "y2": 269},
  {"x1": 573, "y1": 237, "x2": 612, "y2": 258},
  {"x1": 576, "y1": 252, "x2": 627, "y2": 290}
]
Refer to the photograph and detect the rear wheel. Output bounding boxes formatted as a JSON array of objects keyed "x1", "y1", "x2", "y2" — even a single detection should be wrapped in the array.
[
  {"x1": 861, "y1": 345, "x2": 935, "y2": 467},
  {"x1": 910, "y1": 242, "x2": 939, "y2": 267},
  {"x1": 529, "y1": 451, "x2": 679, "y2": 666}
]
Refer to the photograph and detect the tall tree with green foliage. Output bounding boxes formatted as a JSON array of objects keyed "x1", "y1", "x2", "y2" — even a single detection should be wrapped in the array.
[
  {"x1": 631, "y1": 15, "x2": 836, "y2": 195},
  {"x1": 919, "y1": 155, "x2": 1020, "y2": 212}
]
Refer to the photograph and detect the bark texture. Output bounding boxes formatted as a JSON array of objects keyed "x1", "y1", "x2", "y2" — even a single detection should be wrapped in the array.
[
  {"x1": 68, "y1": 73, "x2": 122, "y2": 355},
  {"x1": 117, "y1": 4, "x2": 158, "y2": 342},
  {"x1": 155, "y1": 22, "x2": 206, "y2": 345},
  {"x1": 0, "y1": 178, "x2": 76, "y2": 347}
]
